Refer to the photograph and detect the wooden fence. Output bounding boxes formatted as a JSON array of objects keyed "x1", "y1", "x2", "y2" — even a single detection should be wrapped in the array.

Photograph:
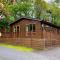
[{"x1": 0, "y1": 32, "x2": 60, "y2": 49}]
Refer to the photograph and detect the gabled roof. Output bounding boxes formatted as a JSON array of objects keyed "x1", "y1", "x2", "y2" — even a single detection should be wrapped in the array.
[
  {"x1": 10, "y1": 17, "x2": 60, "y2": 29},
  {"x1": 41, "y1": 20, "x2": 60, "y2": 29},
  {"x1": 10, "y1": 17, "x2": 40, "y2": 25}
]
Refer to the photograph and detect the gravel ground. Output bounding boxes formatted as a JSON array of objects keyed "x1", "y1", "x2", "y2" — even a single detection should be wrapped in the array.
[{"x1": 0, "y1": 46, "x2": 60, "y2": 60}]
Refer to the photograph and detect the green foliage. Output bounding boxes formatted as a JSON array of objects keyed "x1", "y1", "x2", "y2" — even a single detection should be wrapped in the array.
[
  {"x1": 49, "y1": 3, "x2": 60, "y2": 26},
  {"x1": 0, "y1": 0, "x2": 60, "y2": 29},
  {"x1": 0, "y1": 17, "x2": 8, "y2": 31},
  {"x1": 11, "y1": 2, "x2": 33, "y2": 18},
  {"x1": 34, "y1": 0, "x2": 49, "y2": 19},
  {"x1": 55, "y1": 0, "x2": 60, "y2": 3},
  {"x1": 3, "y1": 1, "x2": 33, "y2": 19}
]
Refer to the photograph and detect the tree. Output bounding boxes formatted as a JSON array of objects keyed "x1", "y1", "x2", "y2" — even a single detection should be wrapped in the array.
[
  {"x1": 49, "y1": 2, "x2": 60, "y2": 26},
  {"x1": 0, "y1": 0, "x2": 33, "y2": 20},
  {"x1": 34, "y1": 0, "x2": 49, "y2": 19},
  {"x1": 0, "y1": 17, "x2": 9, "y2": 31},
  {"x1": 0, "y1": 0, "x2": 60, "y2": 27},
  {"x1": 55, "y1": 0, "x2": 60, "y2": 3},
  {"x1": 8, "y1": 2, "x2": 33, "y2": 19},
  {"x1": 54, "y1": 0, "x2": 60, "y2": 6}
]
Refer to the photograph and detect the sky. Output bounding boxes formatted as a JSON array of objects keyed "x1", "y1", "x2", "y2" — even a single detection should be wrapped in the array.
[{"x1": 44, "y1": 0, "x2": 51, "y2": 3}]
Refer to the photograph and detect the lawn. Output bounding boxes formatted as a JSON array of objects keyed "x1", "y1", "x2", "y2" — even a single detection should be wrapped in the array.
[{"x1": 0, "y1": 43, "x2": 33, "y2": 52}]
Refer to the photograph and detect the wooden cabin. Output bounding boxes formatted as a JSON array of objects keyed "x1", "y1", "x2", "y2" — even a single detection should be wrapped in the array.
[
  {"x1": 0, "y1": 17, "x2": 60, "y2": 49},
  {"x1": 10, "y1": 18, "x2": 43, "y2": 38},
  {"x1": 10, "y1": 18, "x2": 60, "y2": 40}
]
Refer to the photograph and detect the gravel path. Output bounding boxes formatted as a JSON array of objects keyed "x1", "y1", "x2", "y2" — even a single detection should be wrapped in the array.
[{"x1": 0, "y1": 46, "x2": 60, "y2": 60}]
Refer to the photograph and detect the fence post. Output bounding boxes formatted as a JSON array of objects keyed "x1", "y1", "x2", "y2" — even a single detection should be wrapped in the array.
[{"x1": 43, "y1": 39, "x2": 46, "y2": 49}]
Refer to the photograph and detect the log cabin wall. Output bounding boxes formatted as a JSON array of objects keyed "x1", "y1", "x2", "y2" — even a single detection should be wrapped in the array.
[
  {"x1": 2, "y1": 18, "x2": 60, "y2": 44},
  {"x1": 42, "y1": 24, "x2": 60, "y2": 47},
  {"x1": 10, "y1": 19, "x2": 43, "y2": 38}
]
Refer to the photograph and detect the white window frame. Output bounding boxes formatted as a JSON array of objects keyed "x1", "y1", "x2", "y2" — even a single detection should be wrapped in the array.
[
  {"x1": 26, "y1": 24, "x2": 35, "y2": 36},
  {"x1": 13, "y1": 26, "x2": 16, "y2": 32}
]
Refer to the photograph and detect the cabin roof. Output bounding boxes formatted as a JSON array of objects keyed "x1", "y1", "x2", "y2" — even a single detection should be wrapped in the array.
[
  {"x1": 41, "y1": 20, "x2": 60, "y2": 29},
  {"x1": 10, "y1": 17, "x2": 60, "y2": 29},
  {"x1": 10, "y1": 17, "x2": 40, "y2": 25}
]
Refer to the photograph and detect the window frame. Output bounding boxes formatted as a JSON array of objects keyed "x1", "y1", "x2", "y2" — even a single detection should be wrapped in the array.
[
  {"x1": 26, "y1": 23, "x2": 36, "y2": 32},
  {"x1": 13, "y1": 26, "x2": 16, "y2": 32},
  {"x1": 13, "y1": 25, "x2": 20, "y2": 32}
]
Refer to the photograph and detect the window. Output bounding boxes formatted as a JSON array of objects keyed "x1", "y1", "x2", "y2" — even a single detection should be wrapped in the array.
[
  {"x1": 13, "y1": 27, "x2": 16, "y2": 32},
  {"x1": 26, "y1": 24, "x2": 35, "y2": 32},
  {"x1": 29, "y1": 24, "x2": 32, "y2": 31},
  {"x1": 33, "y1": 24, "x2": 35, "y2": 32},
  {"x1": 26, "y1": 25, "x2": 29, "y2": 32},
  {"x1": 17, "y1": 26, "x2": 20, "y2": 32},
  {"x1": 13, "y1": 26, "x2": 20, "y2": 32}
]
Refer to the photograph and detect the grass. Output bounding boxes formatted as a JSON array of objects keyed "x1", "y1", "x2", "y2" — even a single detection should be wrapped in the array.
[{"x1": 0, "y1": 43, "x2": 33, "y2": 52}]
